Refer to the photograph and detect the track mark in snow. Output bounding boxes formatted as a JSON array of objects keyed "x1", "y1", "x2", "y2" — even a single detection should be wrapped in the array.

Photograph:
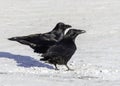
[
  {"x1": 77, "y1": 76, "x2": 99, "y2": 80},
  {"x1": 0, "y1": 72, "x2": 8, "y2": 75}
]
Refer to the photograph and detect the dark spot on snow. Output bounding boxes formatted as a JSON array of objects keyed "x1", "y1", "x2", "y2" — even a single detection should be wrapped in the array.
[
  {"x1": 77, "y1": 76, "x2": 99, "y2": 80},
  {"x1": 0, "y1": 72, "x2": 8, "y2": 75}
]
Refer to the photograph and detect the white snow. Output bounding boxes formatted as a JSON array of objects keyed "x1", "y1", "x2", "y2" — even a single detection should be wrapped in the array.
[{"x1": 0, "y1": 0, "x2": 120, "y2": 86}]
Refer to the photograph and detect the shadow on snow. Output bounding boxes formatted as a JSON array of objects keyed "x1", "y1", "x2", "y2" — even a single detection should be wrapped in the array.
[{"x1": 0, "y1": 52, "x2": 53, "y2": 69}]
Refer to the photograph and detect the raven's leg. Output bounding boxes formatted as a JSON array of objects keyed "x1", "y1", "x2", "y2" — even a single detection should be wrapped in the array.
[
  {"x1": 65, "y1": 64, "x2": 74, "y2": 71},
  {"x1": 54, "y1": 64, "x2": 59, "y2": 70}
]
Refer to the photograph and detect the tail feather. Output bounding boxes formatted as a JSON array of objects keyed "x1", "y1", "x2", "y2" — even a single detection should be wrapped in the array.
[
  {"x1": 41, "y1": 53, "x2": 47, "y2": 57},
  {"x1": 8, "y1": 37, "x2": 37, "y2": 47},
  {"x1": 8, "y1": 37, "x2": 20, "y2": 41},
  {"x1": 40, "y1": 57, "x2": 49, "y2": 61},
  {"x1": 8, "y1": 35, "x2": 28, "y2": 41}
]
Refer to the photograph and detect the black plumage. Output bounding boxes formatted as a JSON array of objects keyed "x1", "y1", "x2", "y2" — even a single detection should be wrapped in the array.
[
  {"x1": 8, "y1": 22, "x2": 71, "y2": 54},
  {"x1": 40, "y1": 29, "x2": 86, "y2": 70}
]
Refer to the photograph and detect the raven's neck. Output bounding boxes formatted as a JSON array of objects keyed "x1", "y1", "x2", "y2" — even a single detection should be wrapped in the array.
[
  {"x1": 52, "y1": 28, "x2": 65, "y2": 41},
  {"x1": 60, "y1": 37, "x2": 75, "y2": 45},
  {"x1": 64, "y1": 35, "x2": 77, "y2": 42},
  {"x1": 59, "y1": 38, "x2": 76, "y2": 50}
]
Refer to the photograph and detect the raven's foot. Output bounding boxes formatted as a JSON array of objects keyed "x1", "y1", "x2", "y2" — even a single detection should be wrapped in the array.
[
  {"x1": 65, "y1": 64, "x2": 74, "y2": 71},
  {"x1": 54, "y1": 64, "x2": 59, "y2": 70}
]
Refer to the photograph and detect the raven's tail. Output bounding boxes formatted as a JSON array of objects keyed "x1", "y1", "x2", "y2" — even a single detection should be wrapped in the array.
[
  {"x1": 40, "y1": 57, "x2": 49, "y2": 61},
  {"x1": 8, "y1": 37, "x2": 36, "y2": 47},
  {"x1": 8, "y1": 37, "x2": 20, "y2": 41},
  {"x1": 8, "y1": 35, "x2": 29, "y2": 41},
  {"x1": 40, "y1": 53, "x2": 50, "y2": 61}
]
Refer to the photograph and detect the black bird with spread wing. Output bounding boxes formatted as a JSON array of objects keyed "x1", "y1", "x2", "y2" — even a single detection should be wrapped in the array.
[
  {"x1": 8, "y1": 22, "x2": 71, "y2": 54},
  {"x1": 40, "y1": 29, "x2": 86, "y2": 70}
]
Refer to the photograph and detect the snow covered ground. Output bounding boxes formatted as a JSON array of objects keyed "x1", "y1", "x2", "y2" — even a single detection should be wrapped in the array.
[{"x1": 0, "y1": 0, "x2": 120, "y2": 86}]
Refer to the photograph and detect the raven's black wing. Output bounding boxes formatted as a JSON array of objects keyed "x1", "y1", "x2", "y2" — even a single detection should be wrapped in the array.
[
  {"x1": 42, "y1": 43, "x2": 76, "y2": 58},
  {"x1": 8, "y1": 32, "x2": 57, "y2": 44}
]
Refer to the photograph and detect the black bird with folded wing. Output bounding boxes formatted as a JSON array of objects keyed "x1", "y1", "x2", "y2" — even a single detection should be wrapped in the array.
[
  {"x1": 40, "y1": 29, "x2": 86, "y2": 70},
  {"x1": 8, "y1": 22, "x2": 71, "y2": 54}
]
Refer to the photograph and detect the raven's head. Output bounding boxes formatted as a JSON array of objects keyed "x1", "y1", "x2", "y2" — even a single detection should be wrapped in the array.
[
  {"x1": 65, "y1": 29, "x2": 86, "y2": 40},
  {"x1": 54, "y1": 22, "x2": 72, "y2": 31}
]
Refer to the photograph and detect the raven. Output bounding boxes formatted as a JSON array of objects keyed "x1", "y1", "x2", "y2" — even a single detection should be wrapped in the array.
[
  {"x1": 40, "y1": 29, "x2": 86, "y2": 70},
  {"x1": 8, "y1": 22, "x2": 71, "y2": 54}
]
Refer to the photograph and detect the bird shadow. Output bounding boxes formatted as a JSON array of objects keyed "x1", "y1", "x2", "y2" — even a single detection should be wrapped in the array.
[{"x1": 0, "y1": 52, "x2": 54, "y2": 69}]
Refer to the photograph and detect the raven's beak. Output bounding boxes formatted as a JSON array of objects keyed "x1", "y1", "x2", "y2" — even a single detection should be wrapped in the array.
[
  {"x1": 66, "y1": 24, "x2": 72, "y2": 28},
  {"x1": 81, "y1": 30, "x2": 86, "y2": 33},
  {"x1": 77, "y1": 30, "x2": 86, "y2": 34}
]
